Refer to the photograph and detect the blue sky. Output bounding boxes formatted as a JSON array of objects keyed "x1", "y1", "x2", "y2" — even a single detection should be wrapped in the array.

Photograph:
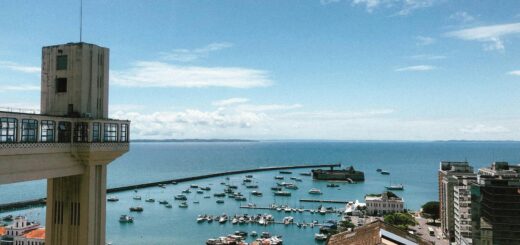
[{"x1": 1, "y1": 0, "x2": 520, "y2": 140}]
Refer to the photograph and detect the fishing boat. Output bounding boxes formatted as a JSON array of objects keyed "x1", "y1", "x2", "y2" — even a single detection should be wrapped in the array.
[
  {"x1": 290, "y1": 177, "x2": 302, "y2": 181},
  {"x1": 381, "y1": 171, "x2": 390, "y2": 175},
  {"x1": 243, "y1": 178, "x2": 252, "y2": 183},
  {"x1": 251, "y1": 231, "x2": 258, "y2": 237},
  {"x1": 274, "y1": 191, "x2": 291, "y2": 196},
  {"x1": 133, "y1": 195, "x2": 142, "y2": 200},
  {"x1": 319, "y1": 206, "x2": 327, "y2": 215},
  {"x1": 193, "y1": 201, "x2": 200, "y2": 204},
  {"x1": 216, "y1": 199, "x2": 225, "y2": 204},
  {"x1": 228, "y1": 185, "x2": 238, "y2": 189},
  {"x1": 246, "y1": 185, "x2": 258, "y2": 189},
  {"x1": 245, "y1": 175, "x2": 253, "y2": 178},
  {"x1": 213, "y1": 192, "x2": 226, "y2": 197},
  {"x1": 196, "y1": 190, "x2": 204, "y2": 194},
  {"x1": 274, "y1": 176, "x2": 284, "y2": 180},
  {"x1": 315, "y1": 233, "x2": 327, "y2": 241},
  {"x1": 235, "y1": 196, "x2": 247, "y2": 201},
  {"x1": 204, "y1": 195, "x2": 211, "y2": 199},
  {"x1": 200, "y1": 186, "x2": 211, "y2": 191},
  {"x1": 174, "y1": 194, "x2": 187, "y2": 200},
  {"x1": 159, "y1": 200, "x2": 169, "y2": 205},
  {"x1": 271, "y1": 187, "x2": 282, "y2": 191},
  {"x1": 129, "y1": 206, "x2": 143, "y2": 212},
  {"x1": 285, "y1": 184, "x2": 298, "y2": 189},
  {"x1": 308, "y1": 188, "x2": 322, "y2": 195},
  {"x1": 182, "y1": 189, "x2": 191, "y2": 194},
  {"x1": 279, "y1": 171, "x2": 292, "y2": 174},
  {"x1": 385, "y1": 184, "x2": 404, "y2": 190},
  {"x1": 179, "y1": 202, "x2": 188, "y2": 208},
  {"x1": 165, "y1": 204, "x2": 173, "y2": 208},
  {"x1": 218, "y1": 215, "x2": 228, "y2": 223},
  {"x1": 326, "y1": 183, "x2": 339, "y2": 188},
  {"x1": 197, "y1": 215, "x2": 206, "y2": 223},
  {"x1": 376, "y1": 168, "x2": 382, "y2": 172},
  {"x1": 145, "y1": 198, "x2": 155, "y2": 203},
  {"x1": 251, "y1": 191, "x2": 263, "y2": 196},
  {"x1": 190, "y1": 184, "x2": 199, "y2": 188},
  {"x1": 107, "y1": 196, "x2": 119, "y2": 202},
  {"x1": 300, "y1": 172, "x2": 311, "y2": 176},
  {"x1": 284, "y1": 207, "x2": 292, "y2": 213},
  {"x1": 119, "y1": 215, "x2": 134, "y2": 223},
  {"x1": 283, "y1": 216, "x2": 293, "y2": 224}
]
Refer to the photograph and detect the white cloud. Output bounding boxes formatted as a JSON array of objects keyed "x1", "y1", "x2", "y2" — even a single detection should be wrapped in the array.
[
  {"x1": 446, "y1": 22, "x2": 520, "y2": 51},
  {"x1": 0, "y1": 84, "x2": 40, "y2": 92},
  {"x1": 212, "y1": 98, "x2": 250, "y2": 107},
  {"x1": 508, "y1": 70, "x2": 520, "y2": 76},
  {"x1": 321, "y1": 0, "x2": 341, "y2": 5},
  {"x1": 397, "y1": 0, "x2": 435, "y2": 16},
  {"x1": 449, "y1": 11, "x2": 475, "y2": 23},
  {"x1": 236, "y1": 104, "x2": 303, "y2": 112},
  {"x1": 395, "y1": 65, "x2": 436, "y2": 72},
  {"x1": 416, "y1": 36, "x2": 436, "y2": 46},
  {"x1": 0, "y1": 61, "x2": 40, "y2": 74},
  {"x1": 160, "y1": 42, "x2": 233, "y2": 62},
  {"x1": 351, "y1": 0, "x2": 381, "y2": 12},
  {"x1": 111, "y1": 61, "x2": 273, "y2": 89},
  {"x1": 460, "y1": 124, "x2": 509, "y2": 134},
  {"x1": 408, "y1": 54, "x2": 446, "y2": 60}
]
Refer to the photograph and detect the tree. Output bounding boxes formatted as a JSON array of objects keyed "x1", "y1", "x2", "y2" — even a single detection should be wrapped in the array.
[
  {"x1": 338, "y1": 220, "x2": 355, "y2": 232},
  {"x1": 421, "y1": 201, "x2": 440, "y2": 222},
  {"x1": 384, "y1": 212, "x2": 417, "y2": 230}
]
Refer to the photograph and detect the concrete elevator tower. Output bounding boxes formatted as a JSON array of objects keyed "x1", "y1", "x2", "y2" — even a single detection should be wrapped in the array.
[{"x1": 0, "y1": 42, "x2": 129, "y2": 245}]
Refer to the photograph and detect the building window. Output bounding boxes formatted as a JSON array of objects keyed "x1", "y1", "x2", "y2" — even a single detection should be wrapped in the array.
[
  {"x1": 57, "y1": 121, "x2": 71, "y2": 143},
  {"x1": 56, "y1": 78, "x2": 67, "y2": 93},
  {"x1": 120, "y1": 124, "x2": 128, "y2": 142},
  {"x1": 0, "y1": 117, "x2": 17, "y2": 142},
  {"x1": 74, "y1": 122, "x2": 89, "y2": 142},
  {"x1": 41, "y1": 120, "x2": 55, "y2": 142},
  {"x1": 57, "y1": 55, "x2": 68, "y2": 70},
  {"x1": 92, "y1": 122, "x2": 101, "y2": 142},
  {"x1": 104, "y1": 123, "x2": 118, "y2": 142},
  {"x1": 21, "y1": 119, "x2": 38, "y2": 142}
]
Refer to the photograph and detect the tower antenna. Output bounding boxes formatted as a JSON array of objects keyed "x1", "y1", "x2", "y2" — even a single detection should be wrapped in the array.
[{"x1": 80, "y1": 0, "x2": 83, "y2": 42}]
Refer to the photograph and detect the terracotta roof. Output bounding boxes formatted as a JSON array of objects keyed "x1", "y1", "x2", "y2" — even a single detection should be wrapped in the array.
[
  {"x1": 0, "y1": 227, "x2": 5, "y2": 236},
  {"x1": 23, "y1": 228, "x2": 45, "y2": 240}
]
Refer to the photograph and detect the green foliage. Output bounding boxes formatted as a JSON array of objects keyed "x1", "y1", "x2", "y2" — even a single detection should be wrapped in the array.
[
  {"x1": 421, "y1": 201, "x2": 440, "y2": 221},
  {"x1": 384, "y1": 212, "x2": 417, "y2": 230},
  {"x1": 338, "y1": 220, "x2": 355, "y2": 232}
]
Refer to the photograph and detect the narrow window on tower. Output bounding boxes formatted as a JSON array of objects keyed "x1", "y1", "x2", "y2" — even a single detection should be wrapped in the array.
[
  {"x1": 56, "y1": 55, "x2": 68, "y2": 70},
  {"x1": 56, "y1": 78, "x2": 67, "y2": 93}
]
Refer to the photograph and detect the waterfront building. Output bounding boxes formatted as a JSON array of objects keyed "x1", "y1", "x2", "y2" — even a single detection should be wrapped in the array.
[
  {"x1": 438, "y1": 161, "x2": 475, "y2": 241},
  {"x1": 0, "y1": 216, "x2": 42, "y2": 245},
  {"x1": 470, "y1": 162, "x2": 520, "y2": 245},
  {"x1": 365, "y1": 191, "x2": 404, "y2": 216},
  {"x1": 0, "y1": 42, "x2": 129, "y2": 245},
  {"x1": 13, "y1": 228, "x2": 45, "y2": 245},
  {"x1": 453, "y1": 175, "x2": 477, "y2": 245},
  {"x1": 327, "y1": 220, "x2": 433, "y2": 245}
]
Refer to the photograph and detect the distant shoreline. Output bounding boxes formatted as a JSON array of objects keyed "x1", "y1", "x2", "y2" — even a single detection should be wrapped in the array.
[{"x1": 131, "y1": 139, "x2": 259, "y2": 143}]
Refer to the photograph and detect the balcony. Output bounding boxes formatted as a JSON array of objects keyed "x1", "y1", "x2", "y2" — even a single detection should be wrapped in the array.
[{"x1": 0, "y1": 111, "x2": 130, "y2": 184}]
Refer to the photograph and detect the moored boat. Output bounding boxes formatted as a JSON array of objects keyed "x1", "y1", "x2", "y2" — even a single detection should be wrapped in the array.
[
  {"x1": 315, "y1": 233, "x2": 327, "y2": 241},
  {"x1": 385, "y1": 184, "x2": 404, "y2": 190},
  {"x1": 179, "y1": 202, "x2": 188, "y2": 208},
  {"x1": 274, "y1": 191, "x2": 291, "y2": 196},
  {"x1": 119, "y1": 215, "x2": 134, "y2": 223},
  {"x1": 279, "y1": 171, "x2": 292, "y2": 174},
  {"x1": 129, "y1": 206, "x2": 143, "y2": 212},
  {"x1": 133, "y1": 195, "x2": 142, "y2": 200},
  {"x1": 107, "y1": 196, "x2": 119, "y2": 202},
  {"x1": 381, "y1": 171, "x2": 390, "y2": 175},
  {"x1": 175, "y1": 194, "x2": 187, "y2": 200},
  {"x1": 145, "y1": 198, "x2": 155, "y2": 202},
  {"x1": 326, "y1": 183, "x2": 339, "y2": 188},
  {"x1": 308, "y1": 188, "x2": 322, "y2": 194}
]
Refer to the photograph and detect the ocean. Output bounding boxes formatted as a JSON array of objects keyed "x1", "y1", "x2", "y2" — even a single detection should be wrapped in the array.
[{"x1": 1, "y1": 141, "x2": 519, "y2": 244}]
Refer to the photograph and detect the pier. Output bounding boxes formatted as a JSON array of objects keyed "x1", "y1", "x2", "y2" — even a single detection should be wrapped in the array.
[
  {"x1": 0, "y1": 163, "x2": 340, "y2": 212},
  {"x1": 300, "y1": 199, "x2": 351, "y2": 204}
]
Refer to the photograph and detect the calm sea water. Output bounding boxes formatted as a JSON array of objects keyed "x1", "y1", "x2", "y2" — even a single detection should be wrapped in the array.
[{"x1": 1, "y1": 141, "x2": 520, "y2": 244}]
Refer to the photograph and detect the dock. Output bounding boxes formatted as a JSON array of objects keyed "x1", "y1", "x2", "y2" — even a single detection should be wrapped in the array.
[{"x1": 0, "y1": 163, "x2": 340, "y2": 212}]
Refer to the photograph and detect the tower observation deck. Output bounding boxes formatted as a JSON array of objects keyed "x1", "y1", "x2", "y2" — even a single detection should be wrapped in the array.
[{"x1": 0, "y1": 42, "x2": 129, "y2": 245}]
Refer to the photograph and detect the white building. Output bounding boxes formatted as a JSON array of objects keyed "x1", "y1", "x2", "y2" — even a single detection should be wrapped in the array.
[
  {"x1": 0, "y1": 216, "x2": 44, "y2": 245},
  {"x1": 365, "y1": 192, "x2": 404, "y2": 216},
  {"x1": 453, "y1": 176, "x2": 476, "y2": 245}
]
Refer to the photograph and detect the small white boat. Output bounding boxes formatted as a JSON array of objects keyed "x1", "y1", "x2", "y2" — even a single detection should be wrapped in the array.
[
  {"x1": 232, "y1": 218, "x2": 238, "y2": 224},
  {"x1": 119, "y1": 215, "x2": 133, "y2": 223},
  {"x1": 107, "y1": 196, "x2": 119, "y2": 202},
  {"x1": 197, "y1": 215, "x2": 206, "y2": 223},
  {"x1": 145, "y1": 198, "x2": 155, "y2": 202},
  {"x1": 179, "y1": 202, "x2": 188, "y2": 208},
  {"x1": 315, "y1": 233, "x2": 327, "y2": 241},
  {"x1": 308, "y1": 188, "x2": 322, "y2": 195},
  {"x1": 251, "y1": 231, "x2": 258, "y2": 237},
  {"x1": 133, "y1": 195, "x2": 141, "y2": 200}
]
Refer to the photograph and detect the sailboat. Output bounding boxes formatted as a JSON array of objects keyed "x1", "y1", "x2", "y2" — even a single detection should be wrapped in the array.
[{"x1": 385, "y1": 177, "x2": 404, "y2": 190}]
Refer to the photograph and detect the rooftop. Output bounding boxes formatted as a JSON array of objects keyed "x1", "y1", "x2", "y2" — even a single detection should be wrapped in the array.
[{"x1": 23, "y1": 228, "x2": 45, "y2": 240}]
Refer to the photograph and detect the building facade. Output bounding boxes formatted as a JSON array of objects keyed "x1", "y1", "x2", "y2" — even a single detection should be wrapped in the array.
[
  {"x1": 453, "y1": 175, "x2": 476, "y2": 245},
  {"x1": 0, "y1": 216, "x2": 44, "y2": 245},
  {"x1": 365, "y1": 192, "x2": 404, "y2": 216},
  {"x1": 438, "y1": 161, "x2": 475, "y2": 241},
  {"x1": 471, "y1": 162, "x2": 520, "y2": 245}
]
